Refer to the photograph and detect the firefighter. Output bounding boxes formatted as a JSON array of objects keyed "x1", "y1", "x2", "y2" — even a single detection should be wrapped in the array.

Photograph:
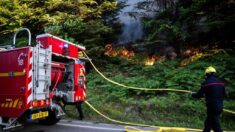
[{"x1": 190, "y1": 66, "x2": 225, "y2": 132}]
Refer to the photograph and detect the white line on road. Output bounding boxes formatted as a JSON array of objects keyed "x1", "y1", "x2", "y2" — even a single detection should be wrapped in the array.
[{"x1": 57, "y1": 123, "x2": 124, "y2": 131}]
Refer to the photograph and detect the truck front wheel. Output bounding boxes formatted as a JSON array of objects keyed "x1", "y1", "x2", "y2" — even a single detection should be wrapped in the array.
[{"x1": 38, "y1": 110, "x2": 61, "y2": 125}]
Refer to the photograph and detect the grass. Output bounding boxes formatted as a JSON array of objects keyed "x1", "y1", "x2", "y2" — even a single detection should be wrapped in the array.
[{"x1": 65, "y1": 51, "x2": 235, "y2": 131}]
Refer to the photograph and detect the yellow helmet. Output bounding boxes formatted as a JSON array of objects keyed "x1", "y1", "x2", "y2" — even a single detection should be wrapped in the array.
[{"x1": 205, "y1": 66, "x2": 216, "y2": 74}]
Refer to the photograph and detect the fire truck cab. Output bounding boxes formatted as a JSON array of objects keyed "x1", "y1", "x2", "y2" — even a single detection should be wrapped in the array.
[{"x1": 0, "y1": 28, "x2": 86, "y2": 131}]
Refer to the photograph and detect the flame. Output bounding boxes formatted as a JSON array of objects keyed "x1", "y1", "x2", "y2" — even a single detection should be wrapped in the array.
[
  {"x1": 144, "y1": 55, "x2": 159, "y2": 66},
  {"x1": 182, "y1": 48, "x2": 201, "y2": 58},
  {"x1": 181, "y1": 47, "x2": 208, "y2": 66},
  {"x1": 105, "y1": 44, "x2": 168, "y2": 65},
  {"x1": 104, "y1": 44, "x2": 135, "y2": 60},
  {"x1": 105, "y1": 44, "x2": 118, "y2": 57},
  {"x1": 119, "y1": 47, "x2": 135, "y2": 60}
]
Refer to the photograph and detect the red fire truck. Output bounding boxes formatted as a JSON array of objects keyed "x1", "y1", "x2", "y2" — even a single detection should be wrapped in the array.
[{"x1": 0, "y1": 28, "x2": 87, "y2": 131}]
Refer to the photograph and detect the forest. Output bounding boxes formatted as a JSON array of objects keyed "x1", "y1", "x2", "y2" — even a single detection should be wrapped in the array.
[{"x1": 0, "y1": 0, "x2": 235, "y2": 130}]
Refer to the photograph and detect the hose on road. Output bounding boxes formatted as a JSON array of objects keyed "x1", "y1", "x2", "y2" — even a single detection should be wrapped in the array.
[{"x1": 84, "y1": 101, "x2": 202, "y2": 132}]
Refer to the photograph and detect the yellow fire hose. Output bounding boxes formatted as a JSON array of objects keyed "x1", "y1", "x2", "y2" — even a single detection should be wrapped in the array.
[
  {"x1": 82, "y1": 52, "x2": 235, "y2": 131},
  {"x1": 84, "y1": 101, "x2": 202, "y2": 132},
  {"x1": 223, "y1": 109, "x2": 235, "y2": 115},
  {"x1": 85, "y1": 101, "x2": 235, "y2": 132}
]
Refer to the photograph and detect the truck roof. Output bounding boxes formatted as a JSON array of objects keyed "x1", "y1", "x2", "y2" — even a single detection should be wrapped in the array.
[{"x1": 36, "y1": 33, "x2": 86, "y2": 51}]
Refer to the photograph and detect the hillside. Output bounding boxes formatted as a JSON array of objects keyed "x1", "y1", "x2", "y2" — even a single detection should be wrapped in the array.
[
  {"x1": 0, "y1": 37, "x2": 234, "y2": 130},
  {"x1": 66, "y1": 51, "x2": 235, "y2": 130}
]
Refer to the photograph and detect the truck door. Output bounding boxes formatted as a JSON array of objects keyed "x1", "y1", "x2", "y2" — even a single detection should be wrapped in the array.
[{"x1": 0, "y1": 47, "x2": 31, "y2": 118}]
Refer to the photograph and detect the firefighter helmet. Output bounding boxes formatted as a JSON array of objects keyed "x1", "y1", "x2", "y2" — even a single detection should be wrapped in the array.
[{"x1": 205, "y1": 66, "x2": 216, "y2": 74}]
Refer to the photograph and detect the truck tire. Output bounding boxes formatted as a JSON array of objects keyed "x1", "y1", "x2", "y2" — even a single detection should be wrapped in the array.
[{"x1": 39, "y1": 110, "x2": 61, "y2": 125}]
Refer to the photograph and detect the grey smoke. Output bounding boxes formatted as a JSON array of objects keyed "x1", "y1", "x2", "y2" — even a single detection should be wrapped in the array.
[{"x1": 118, "y1": 0, "x2": 145, "y2": 44}]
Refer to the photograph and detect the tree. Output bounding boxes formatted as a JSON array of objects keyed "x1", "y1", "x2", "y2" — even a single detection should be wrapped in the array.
[
  {"x1": 137, "y1": 0, "x2": 235, "y2": 53},
  {"x1": 44, "y1": 0, "x2": 124, "y2": 58},
  {"x1": 0, "y1": 0, "x2": 123, "y2": 58}
]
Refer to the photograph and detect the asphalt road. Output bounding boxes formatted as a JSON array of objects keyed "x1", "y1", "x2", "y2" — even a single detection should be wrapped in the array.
[{"x1": 15, "y1": 120, "x2": 125, "y2": 132}]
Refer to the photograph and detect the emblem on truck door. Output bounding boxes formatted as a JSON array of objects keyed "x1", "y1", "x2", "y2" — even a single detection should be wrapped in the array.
[{"x1": 18, "y1": 52, "x2": 26, "y2": 66}]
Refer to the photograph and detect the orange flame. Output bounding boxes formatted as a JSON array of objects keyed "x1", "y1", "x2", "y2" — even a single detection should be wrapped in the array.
[
  {"x1": 104, "y1": 44, "x2": 135, "y2": 60},
  {"x1": 182, "y1": 48, "x2": 201, "y2": 58},
  {"x1": 144, "y1": 55, "x2": 159, "y2": 66},
  {"x1": 119, "y1": 47, "x2": 135, "y2": 60},
  {"x1": 105, "y1": 44, "x2": 118, "y2": 57},
  {"x1": 181, "y1": 47, "x2": 208, "y2": 66}
]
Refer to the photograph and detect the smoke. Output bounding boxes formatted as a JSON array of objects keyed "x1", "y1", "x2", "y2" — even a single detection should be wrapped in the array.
[{"x1": 118, "y1": 0, "x2": 145, "y2": 44}]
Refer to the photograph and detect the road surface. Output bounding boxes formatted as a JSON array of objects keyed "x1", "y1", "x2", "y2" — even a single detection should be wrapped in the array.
[{"x1": 15, "y1": 120, "x2": 125, "y2": 132}]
